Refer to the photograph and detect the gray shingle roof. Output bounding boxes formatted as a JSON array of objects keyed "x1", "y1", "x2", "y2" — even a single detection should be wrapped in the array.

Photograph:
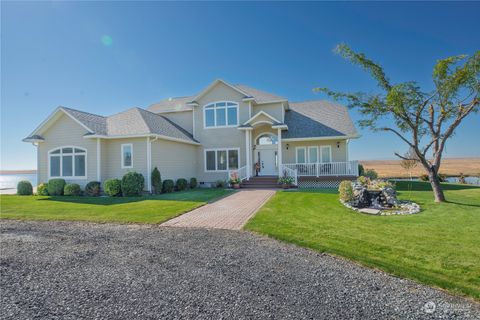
[
  {"x1": 232, "y1": 84, "x2": 286, "y2": 104},
  {"x1": 26, "y1": 107, "x2": 198, "y2": 144},
  {"x1": 148, "y1": 96, "x2": 195, "y2": 113},
  {"x1": 147, "y1": 81, "x2": 287, "y2": 114},
  {"x1": 62, "y1": 107, "x2": 107, "y2": 135},
  {"x1": 283, "y1": 100, "x2": 358, "y2": 139},
  {"x1": 105, "y1": 108, "x2": 198, "y2": 142}
]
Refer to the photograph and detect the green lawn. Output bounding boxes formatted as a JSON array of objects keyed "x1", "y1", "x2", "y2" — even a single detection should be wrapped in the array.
[
  {"x1": 0, "y1": 188, "x2": 232, "y2": 224},
  {"x1": 245, "y1": 181, "x2": 480, "y2": 300}
]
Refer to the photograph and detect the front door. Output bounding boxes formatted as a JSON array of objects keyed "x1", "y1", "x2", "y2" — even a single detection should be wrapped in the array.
[{"x1": 257, "y1": 148, "x2": 277, "y2": 176}]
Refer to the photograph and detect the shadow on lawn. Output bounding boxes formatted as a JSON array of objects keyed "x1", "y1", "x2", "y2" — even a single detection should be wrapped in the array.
[
  {"x1": 39, "y1": 194, "x2": 206, "y2": 206},
  {"x1": 395, "y1": 181, "x2": 480, "y2": 191}
]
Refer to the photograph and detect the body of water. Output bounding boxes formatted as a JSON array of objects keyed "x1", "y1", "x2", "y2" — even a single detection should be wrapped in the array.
[
  {"x1": 0, "y1": 173, "x2": 37, "y2": 189},
  {"x1": 395, "y1": 176, "x2": 480, "y2": 185}
]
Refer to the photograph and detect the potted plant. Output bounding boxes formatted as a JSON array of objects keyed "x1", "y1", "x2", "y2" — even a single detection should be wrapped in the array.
[
  {"x1": 229, "y1": 171, "x2": 241, "y2": 189},
  {"x1": 278, "y1": 176, "x2": 294, "y2": 189}
]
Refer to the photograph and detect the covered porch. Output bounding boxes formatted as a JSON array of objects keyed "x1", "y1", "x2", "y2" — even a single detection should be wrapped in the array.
[{"x1": 234, "y1": 111, "x2": 358, "y2": 187}]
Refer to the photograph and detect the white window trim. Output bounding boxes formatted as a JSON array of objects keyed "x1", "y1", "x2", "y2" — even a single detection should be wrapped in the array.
[
  {"x1": 48, "y1": 146, "x2": 87, "y2": 180},
  {"x1": 121, "y1": 143, "x2": 133, "y2": 169},
  {"x1": 204, "y1": 147, "x2": 241, "y2": 172},
  {"x1": 320, "y1": 145, "x2": 332, "y2": 163},
  {"x1": 307, "y1": 146, "x2": 318, "y2": 163},
  {"x1": 203, "y1": 101, "x2": 239, "y2": 129},
  {"x1": 295, "y1": 147, "x2": 306, "y2": 164}
]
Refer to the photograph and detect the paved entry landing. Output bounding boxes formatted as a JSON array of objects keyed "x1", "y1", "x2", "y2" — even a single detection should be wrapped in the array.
[{"x1": 161, "y1": 189, "x2": 275, "y2": 230}]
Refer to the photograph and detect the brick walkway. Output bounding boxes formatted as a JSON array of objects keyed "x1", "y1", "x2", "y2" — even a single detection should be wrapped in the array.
[{"x1": 161, "y1": 189, "x2": 276, "y2": 230}]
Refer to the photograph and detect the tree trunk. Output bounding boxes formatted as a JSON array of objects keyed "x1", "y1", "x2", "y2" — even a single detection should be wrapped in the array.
[{"x1": 428, "y1": 169, "x2": 446, "y2": 202}]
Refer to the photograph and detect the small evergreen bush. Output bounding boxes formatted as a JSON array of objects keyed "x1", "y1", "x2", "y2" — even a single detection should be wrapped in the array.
[
  {"x1": 358, "y1": 164, "x2": 365, "y2": 177},
  {"x1": 121, "y1": 172, "x2": 145, "y2": 196},
  {"x1": 215, "y1": 180, "x2": 226, "y2": 188},
  {"x1": 104, "y1": 179, "x2": 122, "y2": 197},
  {"x1": 85, "y1": 181, "x2": 101, "y2": 196},
  {"x1": 176, "y1": 178, "x2": 188, "y2": 191},
  {"x1": 151, "y1": 167, "x2": 162, "y2": 194},
  {"x1": 37, "y1": 183, "x2": 49, "y2": 196},
  {"x1": 189, "y1": 177, "x2": 198, "y2": 189},
  {"x1": 47, "y1": 179, "x2": 66, "y2": 196},
  {"x1": 17, "y1": 180, "x2": 33, "y2": 195},
  {"x1": 64, "y1": 183, "x2": 81, "y2": 196},
  {"x1": 363, "y1": 168, "x2": 378, "y2": 180},
  {"x1": 162, "y1": 179, "x2": 174, "y2": 193},
  {"x1": 338, "y1": 180, "x2": 354, "y2": 202}
]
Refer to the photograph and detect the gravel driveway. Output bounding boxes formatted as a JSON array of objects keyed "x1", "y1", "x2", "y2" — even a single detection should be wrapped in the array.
[{"x1": 1, "y1": 220, "x2": 479, "y2": 319}]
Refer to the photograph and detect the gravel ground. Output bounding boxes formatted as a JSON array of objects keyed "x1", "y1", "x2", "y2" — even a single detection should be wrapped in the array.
[{"x1": 1, "y1": 220, "x2": 479, "y2": 320}]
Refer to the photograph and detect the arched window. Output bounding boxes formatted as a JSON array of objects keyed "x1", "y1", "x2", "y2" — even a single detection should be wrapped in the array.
[
  {"x1": 49, "y1": 147, "x2": 87, "y2": 179},
  {"x1": 204, "y1": 101, "x2": 238, "y2": 128},
  {"x1": 256, "y1": 133, "x2": 278, "y2": 145}
]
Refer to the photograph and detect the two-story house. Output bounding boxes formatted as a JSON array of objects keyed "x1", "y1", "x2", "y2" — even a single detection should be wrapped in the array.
[{"x1": 23, "y1": 79, "x2": 359, "y2": 190}]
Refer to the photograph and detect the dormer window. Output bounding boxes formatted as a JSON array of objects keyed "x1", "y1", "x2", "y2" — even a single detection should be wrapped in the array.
[{"x1": 204, "y1": 101, "x2": 238, "y2": 128}]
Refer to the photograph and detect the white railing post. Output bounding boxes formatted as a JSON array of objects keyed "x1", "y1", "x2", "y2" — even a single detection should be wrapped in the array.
[{"x1": 316, "y1": 163, "x2": 319, "y2": 177}]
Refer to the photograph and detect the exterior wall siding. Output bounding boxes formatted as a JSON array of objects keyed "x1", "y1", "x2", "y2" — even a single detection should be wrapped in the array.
[
  {"x1": 193, "y1": 82, "x2": 249, "y2": 183},
  {"x1": 282, "y1": 140, "x2": 347, "y2": 163},
  {"x1": 252, "y1": 102, "x2": 284, "y2": 122},
  {"x1": 37, "y1": 113, "x2": 98, "y2": 187},
  {"x1": 160, "y1": 110, "x2": 194, "y2": 135},
  {"x1": 102, "y1": 137, "x2": 149, "y2": 186},
  {"x1": 151, "y1": 139, "x2": 197, "y2": 182}
]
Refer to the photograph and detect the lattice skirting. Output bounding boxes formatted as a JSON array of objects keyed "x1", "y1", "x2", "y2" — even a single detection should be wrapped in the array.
[{"x1": 298, "y1": 176, "x2": 356, "y2": 189}]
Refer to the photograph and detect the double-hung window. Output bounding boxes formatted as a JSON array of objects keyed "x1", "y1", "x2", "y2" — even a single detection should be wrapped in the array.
[
  {"x1": 204, "y1": 101, "x2": 238, "y2": 128},
  {"x1": 205, "y1": 148, "x2": 239, "y2": 171},
  {"x1": 49, "y1": 147, "x2": 86, "y2": 179},
  {"x1": 121, "y1": 144, "x2": 133, "y2": 168},
  {"x1": 296, "y1": 147, "x2": 306, "y2": 164}
]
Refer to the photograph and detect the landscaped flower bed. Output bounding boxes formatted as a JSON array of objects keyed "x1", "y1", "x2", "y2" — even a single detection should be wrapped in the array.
[{"x1": 339, "y1": 178, "x2": 420, "y2": 215}]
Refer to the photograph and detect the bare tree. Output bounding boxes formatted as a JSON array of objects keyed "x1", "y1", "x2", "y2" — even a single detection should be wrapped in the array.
[
  {"x1": 400, "y1": 149, "x2": 418, "y2": 181},
  {"x1": 316, "y1": 44, "x2": 479, "y2": 202}
]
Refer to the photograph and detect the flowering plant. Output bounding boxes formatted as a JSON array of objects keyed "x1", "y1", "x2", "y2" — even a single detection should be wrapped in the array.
[{"x1": 229, "y1": 171, "x2": 241, "y2": 185}]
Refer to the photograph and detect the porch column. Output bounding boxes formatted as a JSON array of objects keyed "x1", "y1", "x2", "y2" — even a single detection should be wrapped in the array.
[
  {"x1": 96, "y1": 138, "x2": 101, "y2": 181},
  {"x1": 245, "y1": 130, "x2": 251, "y2": 179},
  {"x1": 277, "y1": 128, "x2": 282, "y2": 177},
  {"x1": 147, "y1": 136, "x2": 152, "y2": 193}
]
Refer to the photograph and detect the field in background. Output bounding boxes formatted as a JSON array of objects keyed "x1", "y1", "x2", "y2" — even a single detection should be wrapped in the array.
[{"x1": 360, "y1": 158, "x2": 480, "y2": 178}]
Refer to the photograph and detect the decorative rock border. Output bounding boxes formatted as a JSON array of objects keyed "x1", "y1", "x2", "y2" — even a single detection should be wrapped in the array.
[{"x1": 340, "y1": 199, "x2": 421, "y2": 216}]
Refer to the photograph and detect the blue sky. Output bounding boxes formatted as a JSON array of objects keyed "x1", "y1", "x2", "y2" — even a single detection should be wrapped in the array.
[{"x1": 1, "y1": 1, "x2": 479, "y2": 170}]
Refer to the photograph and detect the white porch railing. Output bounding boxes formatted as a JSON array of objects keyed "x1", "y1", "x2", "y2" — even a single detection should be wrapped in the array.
[
  {"x1": 280, "y1": 165, "x2": 298, "y2": 186},
  {"x1": 282, "y1": 161, "x2": 358, "y2": 177},
  {"x1": 227, "y1": 166, "x2": 248, "y2": 182}
]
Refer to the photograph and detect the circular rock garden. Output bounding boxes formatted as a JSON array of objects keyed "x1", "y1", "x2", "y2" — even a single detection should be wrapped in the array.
[{"x1": 338, "y1": 177, "x2": 420, "y2": 215}]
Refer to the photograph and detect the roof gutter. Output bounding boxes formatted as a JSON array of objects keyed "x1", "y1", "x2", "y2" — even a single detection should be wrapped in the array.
[
  {"x1": 84, "y1": 134, "x2": 200, "y2": 145},
  {"x1": 282, "y1": 134, "x2": 360, "y2": 142}
]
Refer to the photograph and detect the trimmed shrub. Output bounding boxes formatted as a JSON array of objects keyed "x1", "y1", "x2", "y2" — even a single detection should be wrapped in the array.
[
  {"x1": 17, "y1": 180, "x2": 33, "y2": 195},
  {"x1": 151, "y1": 167, "x2": 162, "y2": 194},
  {"x1": 64, "y1": 183, "x2": 81, "y2": 196},
  {"x1": 47, "y1": 179, "x2": 66, "y2": 196},
  {"x1": 363, "y1": 168, "x2": 378, "y2": 180},
  {"x1": 419, "y1": 174, "x2": 429, "y2": 181},
  {"x1": 37, "y1": 183, "x2": 49, "y2": 196},
  {"x1": 104, "y1": 179, "x2": 122, "y2": 197},
  {"x1": 85, "y1": 181, "x2": 101, "y2": 197},
  {"x1": 357, "y1": 176, "x2": 369, "y2": 186},
  {"x1": 338, "y1": 180, "x2": 354, "y2": 202},
  {"x1": 162, "y1": 179, "x2": 174, "y2": 193},
  {"x1": 215, "y1": 180, "x2": 226, "y2": 188},
  {"x1": 189, "y1": 177, "x2": 198, "y2": 189},
  {"x1": 121, "y1": 172, "x2": 145, "y2": 196},
  {"x1": 358, "y1": 164, "x2": 365, "y2": 177},
  {"x1": 176, "y1": 178, "x2": 188, "y2": 191}
]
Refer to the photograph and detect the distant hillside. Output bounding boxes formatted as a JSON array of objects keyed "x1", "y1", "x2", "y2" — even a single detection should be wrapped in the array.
[
  {"x1": 0, "y1": 170, "x2": 37, "y2": 175},
  {"x1": 360, "y1": 158, "x2": 480, "y2": 178}
]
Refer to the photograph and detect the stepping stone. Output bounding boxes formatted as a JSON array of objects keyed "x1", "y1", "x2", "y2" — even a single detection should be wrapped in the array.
[{"x1": 359, "y1": 208, "x2": 381, "y2": 215}]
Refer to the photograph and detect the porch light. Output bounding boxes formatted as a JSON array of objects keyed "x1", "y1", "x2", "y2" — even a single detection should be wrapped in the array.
[
  {"x1": 286, "y1": 144, "x2": 289, "y2": 150},
  {"x1": 337, "y1": 141, "x2": 340, "y2": 148}
]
